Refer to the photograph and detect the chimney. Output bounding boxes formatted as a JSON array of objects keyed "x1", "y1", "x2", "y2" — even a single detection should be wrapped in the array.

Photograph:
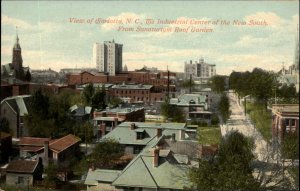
[
  {"x1": 44, "y1": 141, "x2": 49, "y2": 166},
  {"x1": 130, "y1": 123, "x2": 136, "y2": 130},
  {"x1": 156, "y1": 128, "x2": 162, "y2": 138},
  {"x1": 179, "y1": 129, "x2": 185, "y2": 140},
  {"x1": 153, "y1": 148, "x2": 159, "y2": 167},
  {"x1": 171, "y1": 133, "x2": 176, "y2": 142},
  {"x1": 113, "y1": 117, "x2": 118, "y2": 129}
]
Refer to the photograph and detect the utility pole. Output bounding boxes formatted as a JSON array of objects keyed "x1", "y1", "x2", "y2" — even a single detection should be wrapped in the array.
[
  {"x1": 167, "y1": 65, "x2": 170, "y2": 99},
  {"x1": 189, "y1": 74, "x2": 192, "y2": 94}
]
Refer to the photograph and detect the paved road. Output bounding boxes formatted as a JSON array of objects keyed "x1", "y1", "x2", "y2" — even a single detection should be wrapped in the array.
[
  {"x1": 220, "y1": 92, "x2": 296, "y2": 189},
  {"x1": 220, "y1": 92, "x2": 268, "y2": 161}
]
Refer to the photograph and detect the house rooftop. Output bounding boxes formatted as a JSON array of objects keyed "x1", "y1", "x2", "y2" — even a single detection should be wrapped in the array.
[
  {"x1": 102, "y1": 122, "x2": 187, "y2": 146},
  {"x1": 85, "y1": 169, "x2": 122, "y2": 185},
  {"x1": 6, "y1": 160, "x2": 39, "y2": 174},
  {"x1": 112, "y1": 151, "x2": 191, "y2": 189},
  {"x1": 1, "y1": 95, "x2": 31, "y2": 116},
  {"x1": 49, "y1": 134, "x2": 81, "y2": 153},
  {"x1": 170, "y1": 94, "x2": 206, "y2": 106},
  {"x1": 112, "y1": 84, "x2": 153, "y2": 90},
  {"x1": 96, "y1": 106, "x2": 144, "y2": 114},
  {"x1": 272, "y1": 104, "x2": 299, "y2": 114},
  {"x1": 19, "y1": 137, "x2": 51, "y2": 146}
]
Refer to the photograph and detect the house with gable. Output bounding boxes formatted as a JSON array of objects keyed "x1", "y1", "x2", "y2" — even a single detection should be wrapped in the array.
[{"x1": 0, "y1": 95, "x2": 32, "y2": 137}]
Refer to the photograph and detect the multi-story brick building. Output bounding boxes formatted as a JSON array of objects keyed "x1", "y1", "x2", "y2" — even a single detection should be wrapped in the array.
[
  {"x1": 93, "y1": 106, "x2": 145, "y2": 139},
  {"x1": 271, "y1": 104, "x2": 299, "y2": 142}
]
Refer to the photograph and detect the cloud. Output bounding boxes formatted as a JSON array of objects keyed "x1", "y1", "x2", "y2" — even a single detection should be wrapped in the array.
[
  {"x1": 244, "y1": 12, "x2": 283, "y2": 28},
  {"x1": 2, "y1": 15, "x2": 32, "y2": 29},
  {"x1": 101, "y1": 12, "x2": 146, "y2": 31}
]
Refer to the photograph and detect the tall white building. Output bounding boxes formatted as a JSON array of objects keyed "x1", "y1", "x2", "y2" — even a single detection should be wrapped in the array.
[
  {"x1": 93, "y1": 40, "x2": 123, "y2": 76},
  {"x1": 184, "y1": 58, "x2": 216, "y2": 83}
]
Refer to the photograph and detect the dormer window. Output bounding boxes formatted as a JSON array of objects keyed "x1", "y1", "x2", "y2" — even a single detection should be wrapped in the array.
[{"x1": 135, "y1": 129, "x2": 145, "y2": 140}]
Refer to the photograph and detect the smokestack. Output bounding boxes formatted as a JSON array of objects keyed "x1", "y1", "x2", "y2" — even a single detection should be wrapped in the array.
[
  {"x1": 156, "y1": 128, "x2": 162, "y2": 138},
  {"x1": 153, "y1": 148, "x2": 159, "y2": 167},
  {"x1": 44, "y1": 141, "x2": 49, "y2": 166},
  {"x1": 130, "y1": 123, "x2": 136, "y2": 130}
]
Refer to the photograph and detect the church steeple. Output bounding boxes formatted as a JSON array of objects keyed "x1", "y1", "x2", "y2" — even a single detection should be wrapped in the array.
[
  {"x1": 13, "y1": 27, "x2": 21, "y2": 50},
  {"x1": 12, "y1": 27, "x2": 24, "y2": 80}
]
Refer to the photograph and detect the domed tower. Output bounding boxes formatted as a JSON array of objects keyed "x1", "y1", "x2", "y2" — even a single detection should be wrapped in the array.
[{"x1": 12, "y1": 28, "x2": 24, "y2": 80}]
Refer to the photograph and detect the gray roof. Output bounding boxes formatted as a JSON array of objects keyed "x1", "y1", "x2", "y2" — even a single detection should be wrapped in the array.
[
  {"x1": 112, "y1": 84, "x2": 153, "y2": 90},
  {"x1": 102, "y1": 122, "x2": 187, "y2": 146},
  {"x1": 1, "y1": 95, "x2": 32, "y2": 116},
  {"x1": 170, "y1": 94, "x2": 206, "y2": 106},
  {"x1": 102, "y1": 107, "x2": 144, "y2": 114},
  {"x1": 69, "y1": 105, "x2": 92, "y2": 116},
  {"x1": 85, "y1": 169, "x2": 121, "y2": 185},
  {"x1": 112, "y1": 150, "x2": 192, "y2": 189}
]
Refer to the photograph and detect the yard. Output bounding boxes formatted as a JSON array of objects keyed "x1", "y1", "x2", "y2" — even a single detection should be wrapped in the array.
[
  {"x1": 245, "y1": 102, "x2": 272, "y2": 142},
  {"x1": 197, "y1": 126, "x2": 222, "y2": 145}
]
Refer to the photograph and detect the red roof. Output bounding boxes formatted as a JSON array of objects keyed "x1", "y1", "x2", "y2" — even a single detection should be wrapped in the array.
[
  {"x1": 6, "y1": 160, "x2": 39, "y2": 173},
  {"x1": 49, "y1": 134, "x2": 81, "y2": 153},
  {"x1": 20, "y1": 146, "x2": 44, "y2": 152},
  {"x1": 19, "y1": 137, "x2": 51, "y2": 146}
]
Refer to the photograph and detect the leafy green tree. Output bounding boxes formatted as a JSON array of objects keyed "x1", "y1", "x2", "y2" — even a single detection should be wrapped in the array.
[
  {"x1": 89, "y1": 138, "x2": 123, "y2": 169},
  {"x1": 44, "y1": 163, "x2": 59, "y2": 186},
  {"x1": 161, "y1": 98, "x2": 185, "y2": 122},
  {"x1": 73, "y1": 122, "x2": 94, "y2": 143},
  {"x1": 210, "y1": 75, "x2": 227, "y2": 93},
  {"x1": 189, "y1": 131, "x2": 260, "y2": 190},
  {"x1": 108, "y1": 96, "x2": 123, "y2": 107},
  {"x1": 218, "y1": 93, "x2": 230, "y2": 122},
  {"x1": 82, "y1": 83, "x2": 95, "y2": 105},
  {"x1": 91, "y1": 88, "x2": 106, "y2": 110}
]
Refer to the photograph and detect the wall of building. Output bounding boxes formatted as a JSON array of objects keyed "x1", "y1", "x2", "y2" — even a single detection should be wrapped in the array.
[{"x1": 6, "y1": 173, "x2": 33, "y2": 186}]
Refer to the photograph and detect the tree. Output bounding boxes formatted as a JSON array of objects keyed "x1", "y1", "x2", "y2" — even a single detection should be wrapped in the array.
[
  {"x1": 210, "y1": 75, "x2": 227, "y2": 93},
  {"x1": 82, "y1": 83, "x2": 95, "y2": 105},
  {"x1": 218, "y1": 93, "x2": 230, "y2": 122},
  {"x1": 89, "y1": 138, "x2": 123, "y2": 169},
  {"x1": 44, "y1": 163, "x2": 59, "y2": 187},
  {"x1": 72, "y1": 122, "x2": 94, "y2": 143},
  {"x1": 189, "y1": 131, "x2": 260, "y2": 190},
  {"x1": 91, "y1": 87, "x2": 106, "y2": 110},
  {"x1": 24, "y1": 70, "x2": 31, "y2": 82},
  {"x1": 281, "y1": 133, "x2": 299, "y2": 162},
  {"x1": 108, "y1": 96, "x2": 123, "y2": 107},
  {"x1": 161, "y1": 98, "x2": 185, "y2": 122}
]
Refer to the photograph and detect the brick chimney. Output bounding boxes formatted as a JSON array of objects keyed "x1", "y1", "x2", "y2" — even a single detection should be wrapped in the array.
[
  {"x1": 153, "y1": 148, "x2": 159, "y2": 167},
  {"x1": 44, "y1": 141, "x2": 49, "y2": 166},
  {"x1": 156, "y1": 128, "x2": 162, "y2": 138}
]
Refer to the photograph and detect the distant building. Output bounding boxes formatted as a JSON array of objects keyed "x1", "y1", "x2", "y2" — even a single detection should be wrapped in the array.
[
  {"x1": 5, "y1": 159, "x2": 43, "y2": 186},
  {"x1": 93, "y1": 40, "x2": 123, "y2": 76},
  {"x1": 0, "y1": 95, "x2": 31, "y2": 138},
  {"x1": 18, "y1": 134, "x2": 81, "y2": 166},
  {"x1": 1, "y1": 31, "x2": 29, "y2": 82},
  {"x1": 271, "y1": 104, "x2": 299, "y2": 142},
  {"x1": 170, "y1": 93, "x2": 212, "y2": 124},
  {"x1": 278, "y1": 27, "x2": 299, "y2": 92},
  {"x1": 93, "y1": 106, "x2": 145, "y2": 139},
  {"x1": 30, "y1": 68, "x2": 59, "y2": 83},
  {"x1": 69, "y1": 105, "x2": 92, "y2": 122},
  {"x1": 184, "y1": 58, "x2": 216, "y2": 84}
]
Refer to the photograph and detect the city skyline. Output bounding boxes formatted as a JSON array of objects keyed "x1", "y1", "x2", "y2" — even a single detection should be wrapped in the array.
[{"x1": 1, "y1": 1, "x2": 299, "y2": 75}]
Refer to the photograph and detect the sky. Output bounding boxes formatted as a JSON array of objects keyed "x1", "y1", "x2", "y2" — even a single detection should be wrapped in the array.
[{"x1": 1, "y1": 1, "x2": 299, "y2": 75}]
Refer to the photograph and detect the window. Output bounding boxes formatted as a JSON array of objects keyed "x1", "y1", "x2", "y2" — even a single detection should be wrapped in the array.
[
  {"x1": 136, "y1": 132, "x2": 143, "y2": 140},
  {"x1": 285, "y1": 119, "x2": 290, "y2": 127},
  {"x1": 291, "y1": 119, "x2": 296, "y2": 126},
  {"x1": 18, "y1": 176, "x2": 24, "y2": 184}
]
